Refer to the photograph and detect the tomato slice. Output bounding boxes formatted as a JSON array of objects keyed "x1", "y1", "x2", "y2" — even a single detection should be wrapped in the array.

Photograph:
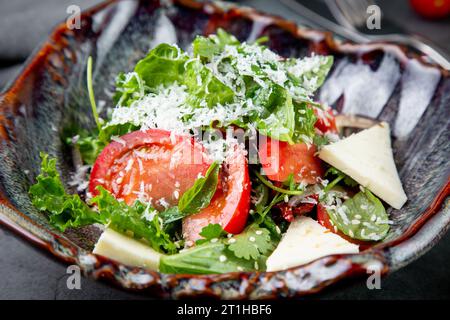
[
  {"x1": 258, "y1": 136, "x2": 324, "y2": 185},
  {"x1": 89, "y1": 129, "x2": 212, "y2": 209},
  {"x1": 182, "y1": 143, "x2": 251, "y2": 243},
  {"x1": 317, "y1": 204, "x2": 373, "y2": 249},
  {"x1": 314, "y1": 107, "x2": 338, "y2": 134}
]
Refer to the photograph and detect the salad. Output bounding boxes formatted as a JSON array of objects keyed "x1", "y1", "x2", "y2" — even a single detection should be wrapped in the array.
[{"x1": 29, "y1": 30, "x2": 407, "y2": 274}]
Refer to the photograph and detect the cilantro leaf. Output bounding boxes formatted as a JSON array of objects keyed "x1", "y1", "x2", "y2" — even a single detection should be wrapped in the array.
[
  {"x1": 228, "y1": 224, "x2": 273, "y2": 260},
  {"x1": 195, "y1": 223, "x2": 226, "y2": 245},
  {"x1": 178, "y1": 162, "x2": 220, "y2": 214}
]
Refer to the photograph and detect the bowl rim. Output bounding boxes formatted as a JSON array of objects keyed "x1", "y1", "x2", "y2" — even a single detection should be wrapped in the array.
[{"x1": 0, "y1": 0, "x2": 449, "y2": 299}]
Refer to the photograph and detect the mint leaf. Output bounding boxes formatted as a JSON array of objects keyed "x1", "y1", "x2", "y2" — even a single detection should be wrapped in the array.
[
  {"x1": 326, "y1": 189, "x2": 390, "y2": 241},
  {"x1": 178, "y1": 162, "x2": 220, "y2": 214}
]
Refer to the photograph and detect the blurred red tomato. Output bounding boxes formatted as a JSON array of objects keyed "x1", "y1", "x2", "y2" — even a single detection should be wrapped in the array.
[{"x1": 410, "y1": 0, "x2": 450, "y2": 19}]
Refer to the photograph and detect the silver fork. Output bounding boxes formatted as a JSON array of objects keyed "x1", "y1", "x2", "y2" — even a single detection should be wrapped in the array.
[{"x1": 280, "y1": 0, "x2": 450, "y2": 70}]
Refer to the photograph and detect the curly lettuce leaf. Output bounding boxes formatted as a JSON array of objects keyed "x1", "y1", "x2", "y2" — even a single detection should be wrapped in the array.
[
  {"x1": 29, "y1": 153, "x2": 108, "y2": 231},
  {"x1": 92, "y1": 187, "x2": 177, "y2": 253},
  {"x1": 29, "y1": 153, "x2": 176, "y2": 253}
]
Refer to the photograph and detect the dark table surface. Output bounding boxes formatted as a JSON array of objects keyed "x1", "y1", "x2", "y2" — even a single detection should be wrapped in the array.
[{"x1": 0, "y1": 0, "x2": 449, "y2": 300}]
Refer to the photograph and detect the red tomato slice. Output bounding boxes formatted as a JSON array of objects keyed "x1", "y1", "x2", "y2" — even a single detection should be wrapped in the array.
[
  {"x1": 317, "y1": 204, "x2": 373, "y2": 249},
  {"x1": 258, "y1": 136, "x2": 324, "y2": 185},
  {"x1": 314, "y1": 107, "x2": 338, "y2": 134},
  {"x1": 410, "y1": 0, "x2": 450, "y2": 19},
  {"x1": 182, "y1": 143, "x2": 251, "y2": 243},
  {"x1": 89, "y1": 129, "x2": 212, "y2": 209}
]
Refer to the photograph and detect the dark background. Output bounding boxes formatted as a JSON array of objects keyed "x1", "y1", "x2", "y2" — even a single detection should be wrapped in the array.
[{"x1": 0, "y1": 0, "x2": 449, "y2": 299}]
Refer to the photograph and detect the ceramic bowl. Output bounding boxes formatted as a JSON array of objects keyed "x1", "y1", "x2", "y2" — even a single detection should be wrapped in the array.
[{"x1": 0, "y1": 0, "x2": 448, "y2": 299}]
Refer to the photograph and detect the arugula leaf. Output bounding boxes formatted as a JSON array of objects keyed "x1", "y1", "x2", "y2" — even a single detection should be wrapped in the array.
[
  {"x1": 184, "y1": 59, "x2": 235, "y2": 108},
  {"x1": 135, "y1": 43, "x2": 188, "y2": 89},
  {"x1": 292, "y1": 101, "x2": 317, "y2": 143},
  {"x1": 285, "y1": 55, "x2": 334, "y2": 94},
  {"x1": 192, "y1": 28, "x2": 240, "y2": 61},
  {"x1": 326, "y1": 189, "x2": 390, "y2": 241},
  {"x1": 178, "y1": 162, "x2": 220, "y2": 214},
  {"x1": 113, "y1": 72, "x2": 146, "y2": 107},
  {"x1": 29, "y1": 153, "x2": 108, "y2": 231},
  {"x1": 228, "y1": 224, "x2": 273, "y2": 260}
]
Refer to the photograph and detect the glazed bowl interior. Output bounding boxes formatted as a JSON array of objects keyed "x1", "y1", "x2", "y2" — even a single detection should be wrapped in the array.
[{"x1": 0, "y1": 0, "x2": 448, "y2": 298}]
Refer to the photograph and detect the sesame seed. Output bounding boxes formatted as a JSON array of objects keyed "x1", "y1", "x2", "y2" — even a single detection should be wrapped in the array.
[
  {"x1": 255, "y1": 230, "x2": 263, "y2": 235},
  {"x1": 349, "y1": 230, "x2": 354, "y2": 237},
  {"x1": 210, "y1": 238, "x2": 218, "y2": 243},
  {"x1": 228, "y1": 238, "x2": 236, "y2": 244},
  {"x1": 219, "y1": 255, "x2": 227, "y2": 262},
  {"x1": 249, "y1": 236, "x2": 256, "y2": 242}
]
